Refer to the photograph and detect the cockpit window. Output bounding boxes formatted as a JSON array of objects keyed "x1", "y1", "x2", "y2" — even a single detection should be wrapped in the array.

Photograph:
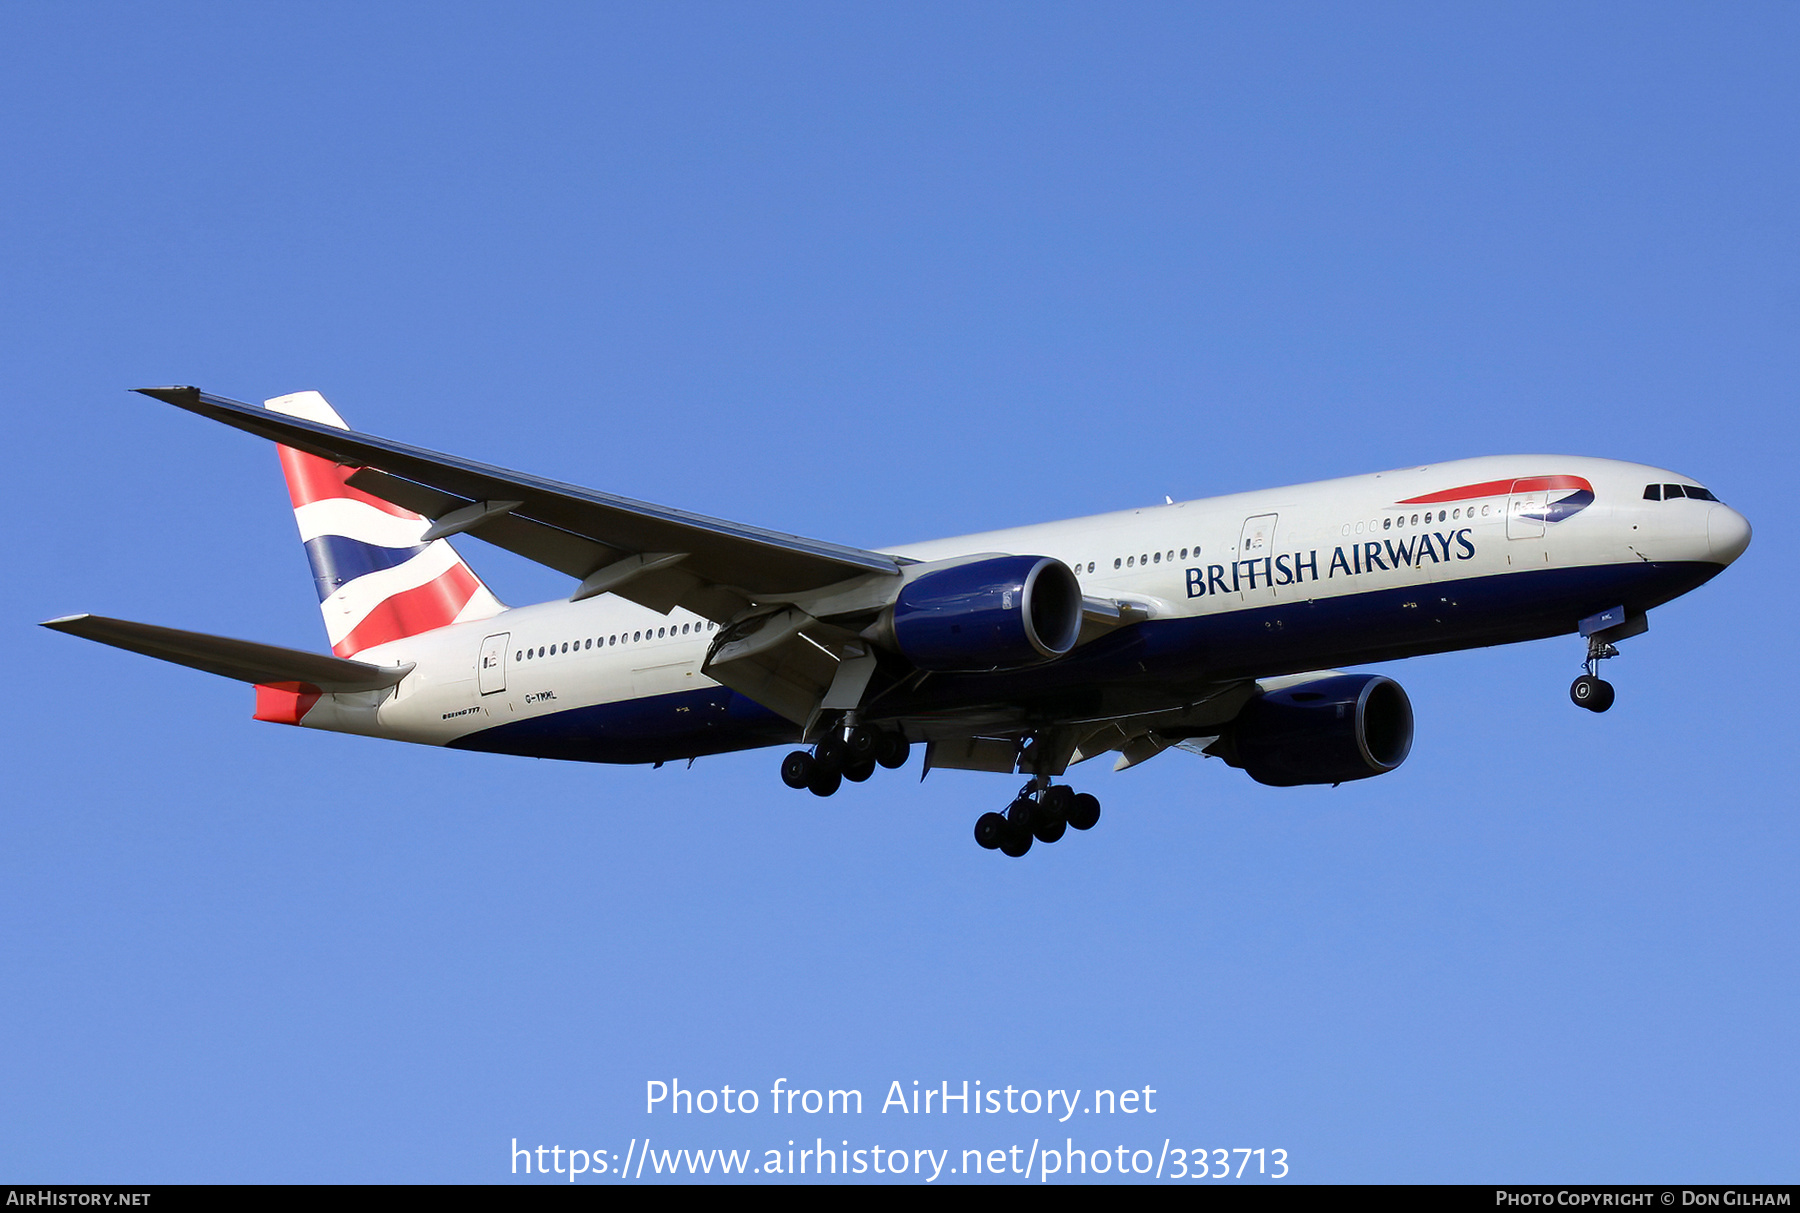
[{"x1": 1645, "y1": 483, "x2": 1720, "y2": 503}]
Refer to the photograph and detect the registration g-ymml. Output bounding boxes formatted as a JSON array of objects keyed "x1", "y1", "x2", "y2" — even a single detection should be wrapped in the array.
[{"x1": 46, "y1": 388, "x2": 1752, "y2": 857}]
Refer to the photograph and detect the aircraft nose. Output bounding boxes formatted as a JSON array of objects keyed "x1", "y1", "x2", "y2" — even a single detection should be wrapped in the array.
[{"x1": 1707, "y1": 505, "x2": 1752, "y2": 565}]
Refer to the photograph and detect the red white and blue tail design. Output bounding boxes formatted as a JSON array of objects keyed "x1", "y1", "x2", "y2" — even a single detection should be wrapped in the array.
[{"x1": 266, "y1": 391, "x2": 505, "y2": 657}]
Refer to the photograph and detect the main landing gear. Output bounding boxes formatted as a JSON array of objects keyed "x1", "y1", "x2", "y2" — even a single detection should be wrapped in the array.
[
  {"x1": 1570, "y1": 636, "x2": 1619, "y2": 713},
  {"x1": 779, "y1": 727, "x2": 910, "y2": 798},
  {"x1": 973, "y1": 780, "x2": 1101, "y2": 858},
  {"x1": 779, "y1": 726, "x2": 1101, "y2": 858}
]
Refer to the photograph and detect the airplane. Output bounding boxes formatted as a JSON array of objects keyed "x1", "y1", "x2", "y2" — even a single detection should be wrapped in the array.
[{"x1": 43, "y1": 387, "x2": 1752, "y2": 858}]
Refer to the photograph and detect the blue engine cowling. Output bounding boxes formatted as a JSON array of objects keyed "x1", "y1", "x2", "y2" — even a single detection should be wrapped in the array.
[
  {"x1": 1211, "y1": 673, "x2": 1414, "y2": 787},
  {"x1": 887, "y1": 555, "x2": 1083, "y2": 672}
]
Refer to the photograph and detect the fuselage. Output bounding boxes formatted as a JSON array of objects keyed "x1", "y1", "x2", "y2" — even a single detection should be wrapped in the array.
[{"x1": 300, "y1": 455, "x2": 1750, "y2": 764}]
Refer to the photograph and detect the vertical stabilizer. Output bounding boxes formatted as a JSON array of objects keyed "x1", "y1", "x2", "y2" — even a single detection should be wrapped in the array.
[{"x1": 266, "y1": 391, "x2": 504, "y2": 656}]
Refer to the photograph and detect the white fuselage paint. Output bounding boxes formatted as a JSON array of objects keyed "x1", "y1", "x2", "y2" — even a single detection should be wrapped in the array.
[{"x1": 296, "y1": 455, "x2": 1748, "y2": 751}]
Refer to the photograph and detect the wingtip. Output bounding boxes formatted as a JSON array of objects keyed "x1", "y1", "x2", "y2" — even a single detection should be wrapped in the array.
[
  {"x1": 132, "y1": 385, "x2": 201, "y2": 405},
  {"x1": 39, "y1": 613, "x2": 93, "y2": 631}
]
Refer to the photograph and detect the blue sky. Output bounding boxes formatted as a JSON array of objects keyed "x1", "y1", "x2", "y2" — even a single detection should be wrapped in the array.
[{"x1": 3, "y1": 2, "x2": 1794, "y2": 1183}]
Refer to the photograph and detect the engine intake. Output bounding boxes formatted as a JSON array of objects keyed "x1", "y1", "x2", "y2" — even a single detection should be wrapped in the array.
[
  {"x1": 1211, "y1": 673, "x2": 1413, "y2": 787},
  {"x1": 884, "y1": 555, "x2": 1083, "y2": 672}
]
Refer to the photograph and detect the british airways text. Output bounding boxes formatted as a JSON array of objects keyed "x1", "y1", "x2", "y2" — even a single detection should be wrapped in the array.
[{"x1": 1186, "y1": 529, "x2": 1478, "y2": 597}]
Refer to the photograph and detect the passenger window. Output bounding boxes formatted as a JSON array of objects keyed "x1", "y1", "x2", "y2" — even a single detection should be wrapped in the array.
[
  {"x1": 1383, "y1": 518, "x2": 1392, "y2": 530},
  {"x1": 1153, "y1": 552, "x2": 1161, "y2": 564},
  {"x1": 1127, "y1": 556, "x2": 1135, "y2": 567},
  {"x1": 1087, "y1": 562, "x2": 1095, "y2": 573},
  {"x1": 1113, "y1": 558, "x2": 1121, "y2": 569},
  {"x1": 515, "y1": 651, "x2": 522, "y2": 661},
  {"x1": 633, "y1": 632, "x2": 641, "y2": 642}
]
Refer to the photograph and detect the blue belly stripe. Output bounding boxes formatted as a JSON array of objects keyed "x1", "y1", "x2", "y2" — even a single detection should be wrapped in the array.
[{"x1": 447, "y1": 688, "x2": 797, "y2": 764}]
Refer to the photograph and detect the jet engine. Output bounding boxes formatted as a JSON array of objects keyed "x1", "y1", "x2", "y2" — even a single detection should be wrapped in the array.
[
  {"x1": 875, "y1": 555, "x2": 1083, "y2": 672},
  {"x1": 1209, "y1": 673, "x2": 1414, "y2": 787}
]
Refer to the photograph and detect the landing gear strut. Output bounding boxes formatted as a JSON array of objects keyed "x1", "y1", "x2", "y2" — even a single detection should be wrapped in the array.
[
  {"x1": 1570, "y1": 636, "x2": 1618, "y2": 713},
  {"x1": 974, "y1": 778, "x2": 1100, "y2": 858}
]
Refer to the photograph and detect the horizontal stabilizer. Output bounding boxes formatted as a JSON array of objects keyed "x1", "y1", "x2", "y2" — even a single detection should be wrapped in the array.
[{"x1": 41, "y1": 614, "x2": 412, "y2": 692}]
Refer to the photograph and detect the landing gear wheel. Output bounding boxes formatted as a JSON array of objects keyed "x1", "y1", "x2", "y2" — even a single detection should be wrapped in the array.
[
  {"x1": 1570, "y1": 675, "x2": 1615, "y2": 713},
  {"x1": 998, "y1": 826, "x2": 1033, "y2": 858},
  {"x1": 974, "y1": 812, "x2": 1007, "y2": 850},
  {"x1": 807, "y1": 767, "x2": 842, "y2": 797},
  {"x1": 843, "y1": 758, "x2": 876, "y2": 783},
  {"x1": 815, "y1": 735, "x2": 849, "y2": 772},
  {"x1": 1067, "y1": 793, "x2": 1101, "y2": 831},
  {"x1": 780, "y1": 751, "x2": 815, "y2": 790},
  {"x1": 1032, "y1": 814, "x2": 1067, "y2": 844},
  {"x1": 876, "y1": 734, "x2": 911, "y2": 770},
  {"x1": 997, "y1": 797, "x2": 1036, "y2": 857},
  {"x1": 1039, "y1": 785, "x2": 1074, "y2": 821},
  {"x1": 846, "y1": 727, "x2": 879, "y2": 762}
]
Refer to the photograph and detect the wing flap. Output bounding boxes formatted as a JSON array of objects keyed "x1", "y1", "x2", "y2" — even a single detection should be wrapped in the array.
[{"x1": 42, "y1": 614, "x2": 411, "y2": 692}]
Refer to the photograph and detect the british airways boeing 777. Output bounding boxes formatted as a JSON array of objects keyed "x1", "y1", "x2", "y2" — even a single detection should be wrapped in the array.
[{"x1": 44, "y1": 388, "x2": 1752, "y2": 857}]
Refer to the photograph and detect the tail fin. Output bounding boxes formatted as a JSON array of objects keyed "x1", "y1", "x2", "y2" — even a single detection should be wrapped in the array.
[{"x1": 266, "y1": 391, "x2": 504, "y2": 657}]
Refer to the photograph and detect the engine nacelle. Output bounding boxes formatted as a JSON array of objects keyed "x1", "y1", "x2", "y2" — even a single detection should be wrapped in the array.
[
  {"x1": 882, "y1": 555, "x2": 1083, "y2": 672},
  {"x1": 1211, "y1": 673, "x2": 1414, "y2": 787}
]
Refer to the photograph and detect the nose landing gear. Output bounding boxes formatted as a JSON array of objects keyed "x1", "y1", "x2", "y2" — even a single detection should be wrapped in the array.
[{"x1": 1570, "y1": 636, "x2": 1619, "y2": 713}]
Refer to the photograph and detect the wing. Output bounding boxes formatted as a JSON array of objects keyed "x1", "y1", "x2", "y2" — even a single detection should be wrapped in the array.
[
  {"x1": 136, "y1": 387, "x2": 902, "y2": 624},
  {"x1": 135, "y1": 387, "x2": 1150, "y2": 732}
]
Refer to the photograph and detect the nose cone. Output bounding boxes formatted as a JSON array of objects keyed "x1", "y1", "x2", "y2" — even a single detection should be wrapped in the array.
[{"x1": 1707, "y1": 505, "x2": 1752, "y2": 565}]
